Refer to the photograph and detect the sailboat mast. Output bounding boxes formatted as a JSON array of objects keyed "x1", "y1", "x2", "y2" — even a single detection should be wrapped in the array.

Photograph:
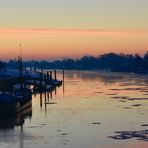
[{"x1": 18, "y1": 42, "x2": 23, "y2": 90}]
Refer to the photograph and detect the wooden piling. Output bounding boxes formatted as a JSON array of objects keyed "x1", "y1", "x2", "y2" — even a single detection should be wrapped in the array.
[
  {"x1": 62, "y1": 69, "x2": 65, "y2": 94},
  {"x1": 47, "y1": 71, "x2": 49, "y2": 81},
  {"x1": 62, "y1": 69, "x2": 65, "y2": 82},
  {"x1": 44, "y1": 74, "x2": 47, "y2": 91},
  {"x1": 40, "y1": 93, "x2": 42, "y2": 108},
  {"x1": 50, "y1": 91, "x2": 53, "y2": 99},
  {"x1": 40, "y1": 73, "x2": 42, "y2": 86},
  {"x1": 54, "y1": 70, "x2": 57, "y2": 80},
  {"x1": 50, "y1": 71, "x2": 52, "y2": 81},
  {"x1": 45, "y1": 92, "x2": 47, "y2": 114}
]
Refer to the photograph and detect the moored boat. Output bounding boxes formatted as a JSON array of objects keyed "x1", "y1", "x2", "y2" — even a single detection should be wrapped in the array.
[{"x1": 0, "y1": 93, "x2": 32, "y2": 115}]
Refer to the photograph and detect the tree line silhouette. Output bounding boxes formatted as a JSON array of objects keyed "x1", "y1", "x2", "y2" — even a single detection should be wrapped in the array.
[
  {"x1": 2, "y1": 51, "x2": 148, "y2": 73},
  {"x1": 0, "y1": 60, "x2": 5, "y2": 70}
]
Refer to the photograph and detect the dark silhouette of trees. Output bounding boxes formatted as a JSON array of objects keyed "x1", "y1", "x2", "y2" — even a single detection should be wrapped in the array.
[
  {"x1": 98, "y1": 53, "x2": 125, "y2": 71},
  {"x1": 4, "y1": 51, "x2": 148, "y2": 73},
  {"x1": 75, "y1": 56, "x2": 98, "y2": 70},
  {"x1": 134, "y1": 54, "x2": 143, "y2": 72},
  {"x1": 143, "y1": 51, "x2": 148, "y2": 72},
  {"x1": 0, "y1": 60, "x2": 5, "y2": 70},
  {"x1": 6, "y1": 60, "x2": 18, "y2": 69}
]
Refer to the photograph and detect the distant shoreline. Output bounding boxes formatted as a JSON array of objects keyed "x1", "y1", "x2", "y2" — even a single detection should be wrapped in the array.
[{"x1": 1, "y1": 52, "x2": 148, "y2": 74}]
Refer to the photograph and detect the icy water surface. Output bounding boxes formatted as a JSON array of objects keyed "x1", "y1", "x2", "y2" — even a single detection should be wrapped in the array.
[{"x1": 0, "y1": 70, "x2": 148, "y2": 148}]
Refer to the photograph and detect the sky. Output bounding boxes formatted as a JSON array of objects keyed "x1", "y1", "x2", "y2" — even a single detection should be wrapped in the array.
[{"x1": 0, "y1": 0, "x2": 148, "y2": 60}]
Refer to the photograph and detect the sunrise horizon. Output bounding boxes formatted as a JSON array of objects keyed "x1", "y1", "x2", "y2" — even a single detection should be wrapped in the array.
[
  {"x1": 1, "y1": 27, "x2": 148, "y2": 60},
  {"x1": 0, "y1": 0, "x2": 148, "y2": 60}
]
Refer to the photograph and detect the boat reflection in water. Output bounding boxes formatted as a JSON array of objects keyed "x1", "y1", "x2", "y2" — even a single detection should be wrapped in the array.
[{"x1": 0, "y1": 97, "x2": 32, "y2": 129}]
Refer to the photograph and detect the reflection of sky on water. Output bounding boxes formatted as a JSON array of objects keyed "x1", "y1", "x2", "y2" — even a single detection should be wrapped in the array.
[
  {"x1": 0, "y1": 70, "x2": 148, "y2": 148},
  {"x1": 64, "y1": 70, "x2": 148, "y2": 85}
]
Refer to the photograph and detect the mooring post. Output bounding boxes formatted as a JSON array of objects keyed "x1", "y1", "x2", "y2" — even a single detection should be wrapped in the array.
[
  {"x1": 62, "y1": 69, "x2": 65, "y2": 82},
  {"x1": 47, "y1": 91, "x2": 49, "y2": 101},
  {"x1": 47, "y1": 71, "x2": 49, "y2": 82},
  {"x1": 44, "y1": 74, "x2": 47, "y2": 91},
  {"x1": 45, "y1": 92, "x2": 47, "y2": 115},
  {"x1": 54, "y1": 70, "x2": 57, "y2": 80},
  {"x1": 45, "y1": 92, "x2": 47, "y2": 104},
  {"x1": 50, "y1": 71, "x2": 52, "y2": 81},
  {"x1": 62, "y1": 69, "x2": 65, "y2": 94},
  {"x1": 40, "y1": 73, "x2": 42, "y2": 86},
  {"x1": 40, "y1": 93, "x2": 42, "y2": 108}
]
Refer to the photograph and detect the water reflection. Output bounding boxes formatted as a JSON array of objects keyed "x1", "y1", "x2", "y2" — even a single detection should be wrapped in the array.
[
  {"x1": 0, "y1": 70, "x2": 148, "y2": 148},
  {"x1": 0, "y1": 100, "x2": 32, "y2": 129},
  {"x1": 39, "y1": 87, "x2": 62, "y2": 118},
  {"x1": 64, "y1": 70, "x2": 148, "y2": 85},
  {"x1": 0, "y1": 99, "x2": 32, "y2": 148},
  {"x1": 20, "y1": 127, "x2": 24, "y2": 148}
]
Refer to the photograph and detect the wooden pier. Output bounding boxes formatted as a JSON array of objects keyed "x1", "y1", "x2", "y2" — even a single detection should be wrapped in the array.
[
  {"x1": 0, "y1": 69, "x2": 64, "y2": 115},
  {"x1": 0, "y1": 69, "x2": 63, "y2": 92}
]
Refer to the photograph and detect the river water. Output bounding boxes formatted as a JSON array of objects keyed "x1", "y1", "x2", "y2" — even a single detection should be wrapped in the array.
[{"x1": 0, "y1": 70, "x2": 148, "y2": 148}]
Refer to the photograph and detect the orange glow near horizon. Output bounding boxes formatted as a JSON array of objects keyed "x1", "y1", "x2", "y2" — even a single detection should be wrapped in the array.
[{"x1": 0, "y1": 28, "x2": 148, "y2": 60}]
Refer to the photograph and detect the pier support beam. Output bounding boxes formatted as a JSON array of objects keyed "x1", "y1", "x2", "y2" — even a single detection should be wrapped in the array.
[
  {"x1": 50, "y1": 71, "x2": 52, "y2": 82},
  {"x1": 54, "y1": 70, "x2": 57, "y2": 80}
]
